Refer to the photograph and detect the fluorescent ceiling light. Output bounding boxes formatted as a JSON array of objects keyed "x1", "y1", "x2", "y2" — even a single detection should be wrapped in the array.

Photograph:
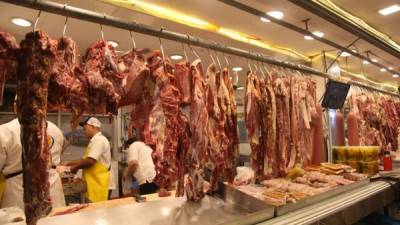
[
  {"x1": 267, "y1": 11, "x2": 284, "y2": 20},
  {"x1": 312, "y1": 31, "x2": 324, "y2": 37},
  {"x1": 304, "y1": 35, "x2": 313, "y2": 40},
  {"x1": 392, "y1": 74, "x2": 399, "y2": 78},
  {"x1": 11, "y1": 17, "x2": 32, "y2": 27},
  {"x1": 232, "y1": 67, "x2": 243, "y2": 72},
  {"x1": 340, "y1": 51, "x2": 351, "y2": 57},
  {"x1": 236, "y1": 86, "x2": 245, "y2": 90},
  {"x1": 380, "y1": 68, "x2": 387, "y2": 72},
  {"x1": 362, "y1": 60, "x2": 370, "y2": 64},
  {"x1": 388, "y1": 67, "x2": 393, "y2": 70},
  {"x1": 170, "y1": 54, "x2": 183, "y2": 60},
  {"x1": 107, "y1": 40, "x2": 119, "y2": 48},
  {"x1": 351, "y1": 49, "x2": 357, "y2": 53},
  {"x1": 260, "y1": 17, "x2": 270, "y2": 23},
  {"x1": 371, "y1": 58, "x2": 378, "y2": 62},
  {"x1": 379, "y1": 4, "x2": 400, "y2": 16}
]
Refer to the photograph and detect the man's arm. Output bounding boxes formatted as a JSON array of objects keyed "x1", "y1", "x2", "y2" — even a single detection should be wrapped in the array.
[
  {"x1": 124, "y1": 160, "x2": 139, "y2": 178},
  {"x1": 66, "y1": 157, "x2": 97, "y2": 173}
]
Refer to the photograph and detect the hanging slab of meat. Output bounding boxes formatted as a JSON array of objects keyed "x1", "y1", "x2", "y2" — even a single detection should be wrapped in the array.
[
  {"x1": 274, "y1": 76, "x2": 291, "y2": 176},
  {"x1": 117, "y1": 48, "x2": 149, "y2": 106},
  {"x1": 221, "y1": 68, "x2": 239, "y2": 183},
  {"x1": 176, "y1": 111, "x2": 190, "y2": 197},
  {"x1": 0, "y1": 31, "x2": 19, "y2": 106},
  {"x1": 186, "y1": 59, "x2": 208, "y2": 201},
  {"x1": 174, "y1": 61, "x2": 191, "y2": 105},
  {"x1": 145, "y1": 51, "x2": 181, "y2": 190},
  {"x1": 82, "y1": 40, "x2": 121, "y2": 114},
  {"x1": 259, "y1": 77, "x2": 277, "y2": 178},
  {"x1": 303, "y1": 78, "x2": 317, "y2": 166},
  {"x1": 17, "y1": 30, "x2": 57, "y2": 225},
  {"x1": 334, "y1": 110, "x2": 345, "y2": 146},
  {"x1": 245, "y1": 71, "x2": 263, "y2": 180},
  {"x1": 48, "y1": 36, "x2": 88, "y2": 129},
  {"x1": 311, "y1": 105, "x2": 325, "y2": 164},
  {"x1": 205, "y1": 64, "x2": 225, "y2": 191}
]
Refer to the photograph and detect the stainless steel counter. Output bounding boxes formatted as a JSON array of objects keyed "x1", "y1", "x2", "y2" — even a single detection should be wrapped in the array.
[{"x1": 258, "y1": 180, "x2": 396, "y2": 225}]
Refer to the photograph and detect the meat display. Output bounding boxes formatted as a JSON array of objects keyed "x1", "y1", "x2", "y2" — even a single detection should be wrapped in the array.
[
  {"x1": 312, "y1": 105, "x2": 325, "y2": 164},
  {"x1": 17, "y1": 30, "x2": 57, "y2": 225},
  {"x1": 0, "y1": 31, "x2": 19, "y2": 105},
  {"x1": 244, "y1": 69, "x2": 318, "y2": 179},
  {"x1": 334, "y1": 110, "x2": 345, "y2": 146},
  {"x1": 174, "y1": 61, "x2": 191, "y2": 104}
]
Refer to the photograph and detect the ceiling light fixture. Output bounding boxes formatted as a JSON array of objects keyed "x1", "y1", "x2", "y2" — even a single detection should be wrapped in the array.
[
  {"x1": 260, "y1": 17, "x2": 270, "y2": 23},
  {"x1": 362, "y1": 60, "x2": 370, "y2": 64},
  {"x1": 304, "y1": 35, "x2": 313, "y2": 40},
  {"x1": 389, "y1": 67, "x2": 393, "y2": 70},
  {"x1": 380, "y1": 68, "x2": 387, "y2": 72},
  {"x1": 340, "y1": 51, "x2": 351, "y2": 57},
  {"x1": 232, "y1": 67, "x2": 243, "y2": 72},
  {"x1": 312, "y1": 31, "x2": 324, "y2": 37},
  {"x1": 170, "y1": 54, "x2": 183, "y2": 60},
  {"x1": 11, "y1": 17, "x2": 32, "y2": 27},
  {"x1": 393, "y1": 74, "x2": 399, "y2": 78},
  {"x1": 267, "y1": 11, "x2": 284, "y2": 20},
  {"x1": 236, "y1": 86, "x2": 245, "y2": 90},
  {"x1": 379, "y1": 4, "x2": 400, "y2": 16},
  {"x1": 371, "y1": 58, "x2": 378, "y2": 62},
  {"x1": 107, "y1": 40, "x2": 119, "y2": 48}
]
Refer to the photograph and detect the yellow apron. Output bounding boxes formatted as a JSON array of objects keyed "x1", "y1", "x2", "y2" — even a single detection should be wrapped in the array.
[
  {"x1": 82, "y1": 147, "x2": 110, "y2": 202},
  {"x1": 0, "y1": 172, "x2": 5, "y2": 202}
]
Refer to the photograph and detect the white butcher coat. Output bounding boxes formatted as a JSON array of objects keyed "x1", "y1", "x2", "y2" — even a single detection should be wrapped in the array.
[{"x1": 0, "y1": 119, "x2": 66, "y2": 209}]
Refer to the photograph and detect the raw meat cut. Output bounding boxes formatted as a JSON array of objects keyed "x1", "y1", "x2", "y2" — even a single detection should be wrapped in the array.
[
  {"x1": 144, "y1": 51, "x2": 181, "y2": 190},
  {"x1": 0, "y1": 31, "x2": 19, "y2": 105},
  {"x1": 245, "y1": 71, "x2": 263, "y2": 180},
  {"x1": 83, "y1": 40, "x2": 121, "y2": 114},
  {"x1": 48, "y1": 36, "x2": 88, "y2": 129},
  {"x1": 186, "y1": 59, "x2": 208, "y2": 201},
  {"x1": 117, "y1": 48, "x2": 149, "y2": 106},
  {"x1": 347, "y1": 111, "x2": 360, "y2": 146},
  {"x1": 334, "y1": 110, "x2": 345, "y2": 146},
  {"x1": 174, "y1": 61, "x2": 191, "y2": 104},
  {"x1": 17, "y1": 30, "x2": 57, "y2": 225}
]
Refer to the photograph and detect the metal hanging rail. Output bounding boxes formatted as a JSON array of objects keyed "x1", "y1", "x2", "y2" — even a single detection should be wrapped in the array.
[
  {"x1": 217, "y1": 0, "x2": 400, "y2": 77},
  {"x1": 0, "y1": 0, "x2": 399, "y2": 97}
]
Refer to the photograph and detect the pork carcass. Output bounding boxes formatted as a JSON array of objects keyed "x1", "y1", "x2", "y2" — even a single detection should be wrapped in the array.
[
  {"x1": 186, "y1": 59, "x2": 208, "y2": 201},
  {"x1": 17, "y1": 30, "x2": 57, "y2": 225},
  {"x1": 0, "y1": 31, "x2": 19, "y2": 105}
]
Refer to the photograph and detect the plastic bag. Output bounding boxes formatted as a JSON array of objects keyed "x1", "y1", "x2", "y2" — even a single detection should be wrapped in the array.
[{"x1": 233, "y1": 167, "x2": 255, "y2": 186}]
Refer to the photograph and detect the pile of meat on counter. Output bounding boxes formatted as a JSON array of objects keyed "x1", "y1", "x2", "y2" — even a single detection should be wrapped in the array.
[
  {"x1": 0, "y1": 28, "x2": 240, "y2": 211},
  {"x1": 346, "y1": 88, "x2": 400, "y2": 151},
  {"x1": 235, "y1": 163, "x2": 367, "y2": 206},
  {"x1": 244, "y1": 68, "x2": 325, "y2": 181}
]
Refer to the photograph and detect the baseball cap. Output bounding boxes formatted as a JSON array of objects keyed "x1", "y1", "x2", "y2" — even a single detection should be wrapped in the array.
[{"x1": 79, "y1": 117, "x2": 101, "y2": 128}]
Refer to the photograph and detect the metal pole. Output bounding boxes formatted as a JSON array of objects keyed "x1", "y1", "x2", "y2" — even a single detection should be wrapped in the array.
[{"x1": 1, "y1": 0, "x2": 399, "y2": 97}]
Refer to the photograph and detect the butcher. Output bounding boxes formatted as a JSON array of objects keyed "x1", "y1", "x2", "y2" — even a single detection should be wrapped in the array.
[
  {"x1": 66, "y1": 117, "x2": 112, "y2": 202},
  {"x1": 123, "y1": 136, "x2": 157, "y2": 195},
  {"x1": 0, "y1": 96, "x2": 66, "y2": 209}
]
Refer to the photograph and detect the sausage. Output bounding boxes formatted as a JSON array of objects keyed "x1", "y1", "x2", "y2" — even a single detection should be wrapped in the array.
[
  {"x1": 312, "y1": 105, "x2": 325, "y2": 164},
  {"x1": 335, "y1": 110, "x2": 345, "y2": 146},
  {"x1": 347, "y1": 111, "x2": 360, "y2": 146}
]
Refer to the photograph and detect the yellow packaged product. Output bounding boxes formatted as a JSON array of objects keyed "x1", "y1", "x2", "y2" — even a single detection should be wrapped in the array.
[
  {"x1": 360, "y1": 146, "x2": 379, "y2": 162},
  {"x1": 333, "y1": 146, "x2": 347, "y2": 161},
  {"x1": 347, "y1": 160, "x2": 361, "y2": 172},
  {"x1": 360, "y1": 160, "x2": 379, "y2": 175},
  {"x1": 347, "y1": 147, "x2": 360, "y2": 161}
]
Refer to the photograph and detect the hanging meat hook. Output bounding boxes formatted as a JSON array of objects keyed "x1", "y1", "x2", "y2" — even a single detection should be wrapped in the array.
[
  {"x1": 33, "y1": 10, "x2": 42, "y2": 32},
  {"x1": 129, "y1": 31, "x2": 136, "y2": 49}
]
